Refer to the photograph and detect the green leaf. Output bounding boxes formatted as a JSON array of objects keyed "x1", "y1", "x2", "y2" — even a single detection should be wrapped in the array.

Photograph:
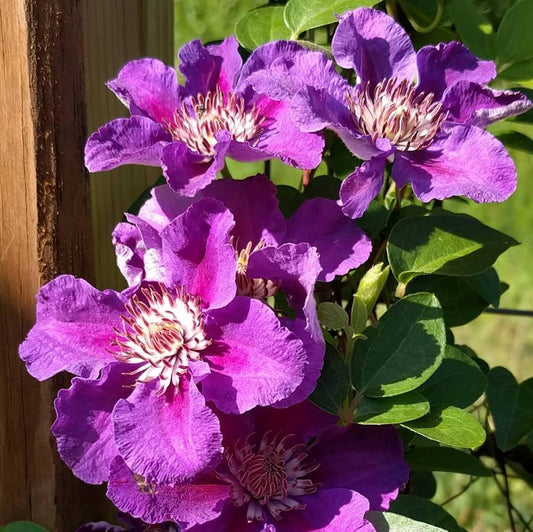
[
  {"x1": 126, "y1": 175, "x2": 166, "y2": 216},
  {"x1": 317, "y1": 301, "x2": 349, "y2": 330},
  {"x1": 446, "y1": 0, "x2": 495, "y2": 59},
  {"x1": 486, "y1": 367, "x2": 533, "y2": 451},
  {"x1": 330, "y1": 137, "x2": 358, "y2": 179},
  {"x1": 356, "y1": 263, "x2": 390, "y2": 314},
  {"x1": 419, "y1": 345, "x2": 486, "y2": 409},
  {"x1": 350, "y1": 295, "x2": 368, "y2": 333},
  {"x1": 406, "y1": 446, "x2": 491, "y2": 476},
  {"x1": 387, "y1": 213, "x2": 518, "y2": 284},
  {"x1": 235, "y1": 6, "x2": 291, "y2": 50},
  {"x1": 496, "y1": 0, "x2": 533, "y2": 64},
  {"x1": 358, "y1": 200, "x2": 389, "y2": 239},
  {"x1": 388, "y1": 495, "x2": 466, "y2": 532},
  {"x1": 499, "y1": 57, "x2": 533, "y2": 82},
  {"x1": 407, "y1": 268, "x2": 500, "y2": 327},
  {"x1": 497, "y1": 132, "x2": 533, "y2": 153},
  {"x1": 302, "y1": 175, "x2": 341, "y2": 201},
  {"x1": 402, "y1": 406, "x2": 486, "y2": 449},
  {"x1": 354, "y1": 390, "x2": 430, "y2": 424},
  {"x1": 276, "y1": 185, "x2": 301, "y2": 218},
  {"x1": 310, "y1": 344, "x2": 350, "y2": 415},
  {"x1": 352, "y1": 293, "x2": 446, "y2": 397},
  {"x1": 0, "y1": 524, "x2": 49, "y2": 532},
  {"x1": 366, "y1": 511, "x2": 449, "y2": 532},
  {"x1": 409, "y1": 470, "x2": 437, "y2": 499},
  {"x1": 284, "y1": 0, "x2": 379, "y2": 38}
]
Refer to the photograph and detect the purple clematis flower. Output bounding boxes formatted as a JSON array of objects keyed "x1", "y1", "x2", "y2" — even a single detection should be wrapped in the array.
[
  {"x1": 251, "y1": 8, "x2": 531, "y2": 218},
  {"x1": 19, "y1": 199, "x2": 310, "y2": 487},
  {"x1": 113, "y1": 174, "x2": 371, "y2": 406},
  {"x1": 85, "y1": 36, "x2": 324, "y2": 196},
  {"x1": 106, "y1": 401, "x2": 410, "y2": 531},
  {"x1": 76, "y1": 513, "x2": 178, "y2": 532}
]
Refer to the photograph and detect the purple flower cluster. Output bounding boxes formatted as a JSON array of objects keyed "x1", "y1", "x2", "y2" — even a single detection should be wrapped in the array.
[{"x1": 19, "y1": 6, "x2": 529, "y2": 531}]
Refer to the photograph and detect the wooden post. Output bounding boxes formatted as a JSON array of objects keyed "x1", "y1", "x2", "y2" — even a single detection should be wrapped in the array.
[
  {"x1": 83, "y1": 0, "x2": 174, "y2": 290},
  {"x1": 0, "y1": 0, "x2": 172, "y2": 528}
]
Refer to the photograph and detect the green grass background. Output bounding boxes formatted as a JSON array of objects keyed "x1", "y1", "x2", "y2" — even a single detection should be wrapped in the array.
[{"x1": 173, "y1": 1, "x2": 533, "y2": 529}]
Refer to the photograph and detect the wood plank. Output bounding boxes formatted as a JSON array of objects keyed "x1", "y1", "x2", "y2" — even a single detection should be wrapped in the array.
[{"x1": 83, "y1": 0, "x2": 174, "y2": 290}]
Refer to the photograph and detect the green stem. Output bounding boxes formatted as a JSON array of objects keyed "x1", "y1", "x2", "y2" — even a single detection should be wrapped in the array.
[{"x1": 406, "y1": 0, "x2": 444, "y2": 34}]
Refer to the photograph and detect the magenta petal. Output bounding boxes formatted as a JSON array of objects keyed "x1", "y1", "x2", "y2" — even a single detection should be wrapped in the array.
[
  {"x1": 287, "y1": 198, "x2": 372, "y2": 282},
  {"x1": 159, "y1": 198, "x2": 237, "y2": 310},
  {"x1": 19, "y1": 275, "x2": 123, "y2": 380},
  {"x1": 340, "y1": 157, "x2": 387, "y2": 219},
  {"x1": 333, "y1": 8, "x2": 417, "y2": 86},
  {"x1": 205, "y1": 174, "x2": 286, "y2": 247},
  {"x1": 52, "y1": 363, "x2": 132, "y2": 484},
  {"x1": 393, "y1": 124, "x2": 517, "y2": 203},
  {"x1": 201, "y1": 297, "x2": 306, "y2": 413},
  {"x1": 85, "y1": 116, "x2": 170, "y2": 172},
  {"x1": 113, "y1": 222, "x2": 146, "y2": 287},
  {"x1": 275, "y1": 489, "x2": 373, "y2": 532},
  {"x1": 113, "y1": 379, "x2": 223, "y2": 484},
  {"x1": 207, "y1": 36, "x2": 243, "y2": 93},
  {"x1": 312, "y1": 425, "x2": 409, "y2": 511},
  {"x1": 416, "y1": 42, "x2": 496, "y2": 100},
  {"x1": 162, "y1": 133, "x2": 230, "y2": 196},
  {"x1": 107, "y1": 457, "x2": 230, "y2": 527},
  {"x1": 443, "y1": 81, "x2": 532, "y2": 127},
  {"x1": 107, "y1": 58, "x2": 180, "y2": 123},
  {"x1": 258, "y1": 99, "x2": 324, "y2": 169}
]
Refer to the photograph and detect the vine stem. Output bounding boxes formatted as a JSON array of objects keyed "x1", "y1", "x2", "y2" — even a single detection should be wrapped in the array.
[{"x1": 441, "y1": 476, "x2": 480, "y2": 506}]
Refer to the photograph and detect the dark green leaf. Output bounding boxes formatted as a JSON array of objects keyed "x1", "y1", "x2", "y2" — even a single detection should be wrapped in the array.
[
  {"x1": 0, "y1": 524, "x2": 49, "y2": 532},
  {"x1": 497, "y1": 132, "x2": 533, "y2": 153},
  {"x1": 235, "y1": 6, "x2": 291, "y2": 49},
  {"x1": 366, "y1": 511, "x2": 449, "y2": 532},
  {"x1": 317, "y1": 302, "x2": 349, "y2": 330},
  {"x1": 388, "y1": 495, "x2": 466, "y2": 532},
  {"x1": 354, "y1": 390, "x2": 430, "y2": 424},
  {"x1": 408, "y1": 471, "x2": 437, "y2": 499},
  {"x1": 276, "y1": 185, "x2": 301, "y2": 218},
  {"x1": 402, "y1": 406, "x2": 486, "y2": 449},
  {"x1": 407, "y1": 269, "x2": 500, "y2": 327},
  {"x1": 419, "y1": 345, "x2": 486, "y2": 409},
  {"x1": 352, "y1": 293, "x2": 446, "y2": 397},
  {"x1": 446, "y1": 0, "x2": 495, "y2": 59},
  {"x1": 310, "y1": 344, "x2": 350, "y2": 415},
  {"x1": 302, "y1": 175, "x2": 341, "y2": 201},
  {"x1": 358, "y1": 200, "x2": 389, "y2": 239},
  {"x1": 330, "y1": 137, "x2": 358, "y2": 179},
  {"x1": 406, "y1": 446, "x2": 491, "y2": 476},
  {"x1": 387, "y1": 213, "x2": 518, "y2": 284},
  {"x1": 283, "y1": 0, "x2": 379, "y2": 37},
  {"x1": 499, "y1": 58, "x2": 533, "y2": 83},
  {"x1": 496, "y1": 0, "x2": 533, "y2": 64},
  {"x1": 486, "y1": 367, "x2": 533, "y2": 451}
]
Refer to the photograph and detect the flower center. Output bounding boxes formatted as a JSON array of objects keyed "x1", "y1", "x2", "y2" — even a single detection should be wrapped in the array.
[
  {"x1": 235, "y1": 241, "x2": 280, "y2": 299},
  {"x1": 348, "y1": 78, "x2": 446, "y2": 151},
  {"x1": 219, "y1": 432, "x2": 319, "y2": 522},
  {"x1": 111, "y1": 284, "x2": 211, "y2": 395},
  {"x1": 166, "y1": 86, "x2": 265, "y2": 157}
]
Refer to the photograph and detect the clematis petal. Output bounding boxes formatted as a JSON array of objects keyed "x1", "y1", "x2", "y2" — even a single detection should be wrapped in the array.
[
  {"x1": 274, "y1": 489, "x2": 373, "y2": 532},
  {"x1": 113, "y1": 379, "x2": 223, "y2": 485},
  {"x1": 52, "y1": 363, "x2": 132, "y2": 484},
  {"x1": 107, "y1": 457, "x2": 230, "y2": 528},
  {"x1": 287, "y1": 198, "x2": 372, "y2": 282},
  {"x1": 85, "y1": 116, "x2": 170, "y2": 172},
  {"x1": 339, "y1": 156, "x2": 387, "y2": 219},
  {"x1": 159, "y1": 198, "x2": 237, "y2": 310},
  {"x1": 113, "y1": 222, "x2": 146, "y2": 288},
  {"x1": 204, "y1": 174, "x2": 286, "y2": 247},
  {"x1": 442, "y1": 81, "x2": 532, "y2": 127},
  {"x1": 161, "y1": 132, "x2": 231, "y2": 196},
  {"x1": 392, "y1": 124, "x2": 517, "y2": 203},
  {"x1": 311, "y1": 425, "x2": 409, "y2": 511},
  {"x1": 179, "y1": 37, "x2": 242, "y2": 96},
  {"x1": 19, "y1": 275, "x2": 124, "y2": 380},
  {"x1": 256, "y1": 99, "x2": 324, "y2": 169},
  {"x1": 416, "y1": 41, "x2": 496, "y2": 100},
  {"x1": 201, "y1": 297, "x2": 306, "y2": 413},
  {"x1": 106, "y1": 58, "x2": 180, "y2": 123},
  {"x1": 332, "y1": 8, "x2": 417, "y2": 87}
]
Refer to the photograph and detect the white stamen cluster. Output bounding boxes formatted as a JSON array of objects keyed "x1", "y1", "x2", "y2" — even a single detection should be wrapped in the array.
[
  {"x1": 112, "y1": 284, "x2": 211, "y2": 395},
  {"x1": 235, "y1": 241, "x2": 280, "y2": 299},
  {"x1": 166, "y1": 86, "x2": 265, "y2": 157},
  {"x1": 218, "y1": 432, "x2": 319, "y2": 522},
  {"x1": 348, "y1": 78, "x2": 446, "y2": 151}
]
